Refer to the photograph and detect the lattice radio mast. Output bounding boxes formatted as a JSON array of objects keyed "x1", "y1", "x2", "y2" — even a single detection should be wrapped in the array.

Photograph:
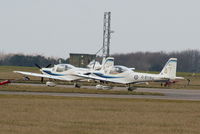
[{"x1": 102, "y1": 12, "x2": 113, "y2": 57}]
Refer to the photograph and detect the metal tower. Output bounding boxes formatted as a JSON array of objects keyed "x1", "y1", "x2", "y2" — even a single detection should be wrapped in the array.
[{"x1": 102, "y1": 12, "x2": 112, "y2": 57}]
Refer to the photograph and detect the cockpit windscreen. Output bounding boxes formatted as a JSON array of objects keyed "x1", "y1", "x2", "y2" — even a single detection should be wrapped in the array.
[
  {"x1": 110, "y1": 66, "x2": 129, "y2": 74},
  {"x1": 55, "y1": 64, "x2": 74, "y2": 72}
]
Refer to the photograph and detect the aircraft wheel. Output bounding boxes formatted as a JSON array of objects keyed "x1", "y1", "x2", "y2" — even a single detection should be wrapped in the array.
[
  {"x1": 102, "y1": 85, "x2": 112, "y2": 90},
  {"x1": 46, "y1": 81, "x2": 56, "y2": 87},
  {"x1": 96, "y1": 84, "x2": 103, "y2": 90},
  {"x1": 128, "y1": 87, "x2": 137, "y2": 91},
  {"x1": 74, "y1": 83, "x2": 81, "y2": 88},
  {"x1": 23, "y1": 76, "x2": 30, "y2": 81}
]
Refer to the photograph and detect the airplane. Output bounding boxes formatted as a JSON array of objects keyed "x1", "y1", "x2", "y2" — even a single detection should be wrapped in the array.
[
  {"x1": 77, "y1": 57, "x2": 184, "y2": 91},
  {"x1": 14, "y1": 57, "x2": 184, "y2": 90},
  {"x1": 87, "y1": 59, "x2": 102, "y2": 70},
  {"x1": 13, "y1": 58, "x2": 114, "y2": 87},
  {"x1": 14, "y1": 63, "x2": 91, "y2": 87}
]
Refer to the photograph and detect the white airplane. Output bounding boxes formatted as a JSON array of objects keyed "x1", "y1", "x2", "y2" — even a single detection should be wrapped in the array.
[
  {"x1": 14, "y1": 63, "x2": 90, "y2": 87},
  {"x1": 78, "y1": 57, "x2": 184, "y2": 91},
  {"x1": 87, "y1": 59, "x2": 102, "y2": 70},
  {"x1": 13, "y1": 57, "x2": 122, "y2": 87},
  {"x1": 13, "y1": 57, "x2": 117, "y2": 87}
]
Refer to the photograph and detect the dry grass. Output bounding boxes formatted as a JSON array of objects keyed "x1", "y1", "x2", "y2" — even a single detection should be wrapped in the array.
[
  {"x1": 0, "y1": 66, "x2": 40, "y2": 80},
  {"x1": 0, "y1": 95, "x2": 200, "y2": 134}
]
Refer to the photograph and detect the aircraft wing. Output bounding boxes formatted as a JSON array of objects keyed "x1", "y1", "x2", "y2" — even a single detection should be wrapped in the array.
[
  {"x1": 129, "y1": 68, "x2": 135, "y2": 71},
  {"x1": 76, "y1": 73, "x2": 127, "y2": 84},
  {"x1": 76, "y1": 73, "x2": 107, "y2": 81},
  {"x1": 175, "y1": 76, "x2": 184, "y2": 80},
  {"x1": 14, "y1": 71, "x2": 71, "y2": 81}
]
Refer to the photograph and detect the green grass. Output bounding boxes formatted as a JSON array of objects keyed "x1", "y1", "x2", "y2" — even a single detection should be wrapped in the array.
[{"x1": 0, "y1": 94, "x2": 200, "y2": 134}]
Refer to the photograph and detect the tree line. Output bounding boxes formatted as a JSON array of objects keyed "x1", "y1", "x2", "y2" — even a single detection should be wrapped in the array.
[
  {"x1": 0, "y1": 54, "x2": 67, "y2": 68},
  {"x1": 0, "y1": 49, "x2": 200, "y2": 72},
  {"x1": 112, "y1": 50, "x2": 200, "y2": 73}
]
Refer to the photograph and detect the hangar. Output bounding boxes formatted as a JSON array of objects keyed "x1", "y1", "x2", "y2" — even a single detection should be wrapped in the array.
[{"x1": 69, "y1": 53, "x2": 96, "y2": 67}]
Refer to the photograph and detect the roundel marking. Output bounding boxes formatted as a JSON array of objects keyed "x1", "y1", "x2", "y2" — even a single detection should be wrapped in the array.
[{"x1": 134, "y1": 75, "x2": 139, "y2": 80}]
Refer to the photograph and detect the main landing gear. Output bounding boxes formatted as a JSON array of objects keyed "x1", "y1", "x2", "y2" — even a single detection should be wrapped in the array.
[
  {"x1": 74, "y1": 83, "x2": 81, "y2": 88},
  {"x1": 127, "y1": 84, "x2": 137, "y2": 91}
]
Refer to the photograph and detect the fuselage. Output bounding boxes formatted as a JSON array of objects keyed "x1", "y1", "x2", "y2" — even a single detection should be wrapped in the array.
[
  {"x1": 91, "y1": 65, "x2": 169, "y2": 84},
  {"x1": 40, "y1": 64, "x2": 171, "y2": 84},
  {"x1": 41, "y1": 64, "x2": 89, "y2": 81}
]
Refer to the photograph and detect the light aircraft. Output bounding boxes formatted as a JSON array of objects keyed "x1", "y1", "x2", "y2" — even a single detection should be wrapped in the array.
[
  {"x1": 13, "y1": 58, "x2": 115, "y2": 87},
  {"x1": 78, "y1": 57, "x2": 184, "y2": 91},
  {"x1": 14, "y1": 63, "x2": 90, "y2": 87},
  {"x1": 14, "y1": 57, "x2": 183, "y2": 91}
]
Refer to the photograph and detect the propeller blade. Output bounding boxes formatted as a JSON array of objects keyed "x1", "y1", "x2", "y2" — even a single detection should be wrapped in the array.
[
  {"x1": 35, "y1": 64, "x2": 41, "y2": 69},
  {"x1": 46, "y1": 64, "x2": 52, "y2": 68}
]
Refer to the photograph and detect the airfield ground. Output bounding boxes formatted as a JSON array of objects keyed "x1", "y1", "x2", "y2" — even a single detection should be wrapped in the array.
[
  {"x1": 0, "y1": 95, "x2": 200, "y2": 134},
  {"x1": 1, "y1": 66, "x2": 200, "y2": 134}
]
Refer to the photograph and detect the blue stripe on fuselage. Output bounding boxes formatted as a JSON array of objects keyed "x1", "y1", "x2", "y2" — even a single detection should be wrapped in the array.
[
  {"x1": 93, "y1": 72, "x2": 123, "y2": 79},
  {"x1": 43, "y1": 70, "x2": 65, "y2": 76}
]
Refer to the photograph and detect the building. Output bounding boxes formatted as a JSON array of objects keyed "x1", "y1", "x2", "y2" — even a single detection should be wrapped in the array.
[{"x1": 69, "y1": 53, "x2": 96, "y2": 68}]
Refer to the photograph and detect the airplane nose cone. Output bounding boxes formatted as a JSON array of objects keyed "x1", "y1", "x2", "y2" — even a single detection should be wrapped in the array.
[{"x1": 40, "y1": 69, "x2": 43, "y2": 72}]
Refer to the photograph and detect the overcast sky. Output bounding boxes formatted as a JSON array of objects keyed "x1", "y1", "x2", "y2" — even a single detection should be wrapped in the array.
[{"x1": 0, "y1": 0, "x2": 200, "y2": 58}]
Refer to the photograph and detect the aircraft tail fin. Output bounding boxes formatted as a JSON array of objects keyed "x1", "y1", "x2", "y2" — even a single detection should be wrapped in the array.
[
  {"x1": 159, "y1": 58, "x2": 177, "y2": 79},
  {"x1": 101, "y1": 57, "x2": 114, "y2": 73}
]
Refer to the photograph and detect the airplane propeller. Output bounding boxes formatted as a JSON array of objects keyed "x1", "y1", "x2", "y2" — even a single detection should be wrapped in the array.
[
  {"x1": 35, "y1": 64, "x2": 52, "y2": 69},
  {"x1": 45, "y1": 64, "x2": 52, "y2": 68},
  {"x1": 35, "y1": 63, "x2": 41, "y2": 69},
  {"x1": 34, "y1": 63, "x2": 52, "y2": 83}
]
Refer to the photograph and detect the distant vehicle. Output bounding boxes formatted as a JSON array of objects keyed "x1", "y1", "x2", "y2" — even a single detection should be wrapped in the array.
[{"x1": 78, "y1": 58, "x2": 184, "y2": 91}]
